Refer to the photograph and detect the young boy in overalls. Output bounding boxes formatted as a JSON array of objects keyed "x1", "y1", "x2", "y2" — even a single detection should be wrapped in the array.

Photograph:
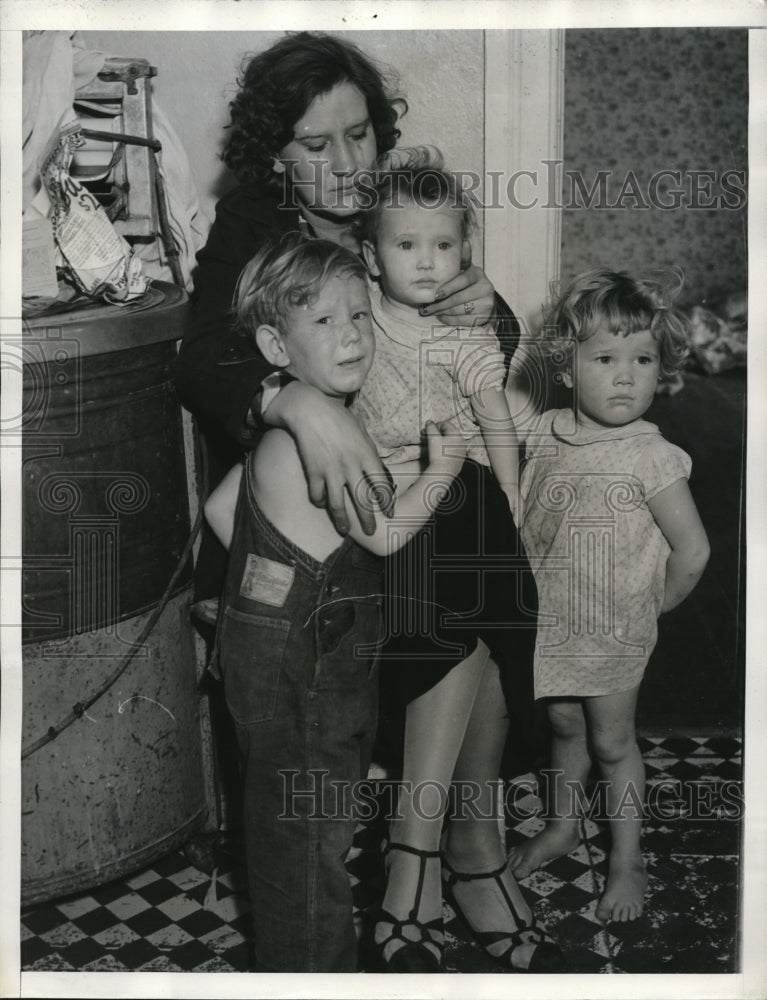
[{"x1": 204, "y1": 233, "x2": 466, "y2": 972}]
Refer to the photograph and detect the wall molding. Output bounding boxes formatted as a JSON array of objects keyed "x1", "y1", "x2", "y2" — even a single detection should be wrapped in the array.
[{"x1": 483, "y1": 29, "x2": 565, "y2": 336}]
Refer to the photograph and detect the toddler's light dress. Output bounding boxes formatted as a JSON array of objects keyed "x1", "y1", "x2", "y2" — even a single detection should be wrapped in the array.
[{"x1": 520, "y1": 408, "x2": 692, "y2": 699}]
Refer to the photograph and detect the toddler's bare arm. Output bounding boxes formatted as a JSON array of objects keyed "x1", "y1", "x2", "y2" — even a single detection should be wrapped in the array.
[
  {"x1": 470, "y1": 385, "x2": 520, "y2": 518},
  {"x1": 344, "y1": 420, "x2": 467, "y2": 557},
  {"x1": 647, "y1": 479, "x2": 710, "y2": 612}
]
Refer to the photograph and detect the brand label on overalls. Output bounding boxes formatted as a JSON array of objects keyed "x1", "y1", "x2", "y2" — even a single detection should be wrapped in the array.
[{"x1": 239, "y1": 554, "x2": 295, "y2": 607}]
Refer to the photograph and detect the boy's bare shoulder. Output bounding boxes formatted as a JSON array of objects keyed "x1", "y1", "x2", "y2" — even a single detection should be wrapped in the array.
[
  {"x1": 253, "y1": 428, "x2": 304, "y2": 489},
  {"x1": 255, "y1": 427, "x2": 297, "y2": 460},
  {"x1": 252, "y1": 427, "x2": 344, "y2": 559}
]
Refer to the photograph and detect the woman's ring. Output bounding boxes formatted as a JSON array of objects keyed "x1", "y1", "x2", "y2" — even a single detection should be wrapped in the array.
[{"x1": 464, "y1": 300, "x2": 475, "y2": 315}]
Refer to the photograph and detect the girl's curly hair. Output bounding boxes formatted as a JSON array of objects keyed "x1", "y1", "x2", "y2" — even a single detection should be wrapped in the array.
[
  {"x1": 538, "y1": 267, "x2": 690, "y2": 379},
  {"x1": 223, "y1": 32, "x2": 406, "y2": 190}
]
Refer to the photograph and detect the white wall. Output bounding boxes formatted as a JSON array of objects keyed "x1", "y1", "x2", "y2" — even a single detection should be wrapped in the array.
[
  {"x1": 79, "y1": 30, "x2": 485, "y2": 243},
  {"x1": 78, "y1": 29, "x2": 564, "y2": 310}
]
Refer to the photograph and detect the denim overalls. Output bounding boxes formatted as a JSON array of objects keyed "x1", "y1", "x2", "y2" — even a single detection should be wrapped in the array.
[{"x1": 215, "y1": 452, "x2": 383, "y2": 972}]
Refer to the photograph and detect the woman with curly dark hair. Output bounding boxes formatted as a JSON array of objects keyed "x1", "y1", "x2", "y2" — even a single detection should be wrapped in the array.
[
  {"x1": 223, "y1": 32, "x2": 403, "y2": 193},
  {"x1": 176, "y1": 32, "x2": 499, "y2": 553}
]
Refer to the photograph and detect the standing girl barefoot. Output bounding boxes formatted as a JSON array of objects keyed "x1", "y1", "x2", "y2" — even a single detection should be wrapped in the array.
[{"x1": 508, "y1": 270, "x2": 710, "y2": 923}]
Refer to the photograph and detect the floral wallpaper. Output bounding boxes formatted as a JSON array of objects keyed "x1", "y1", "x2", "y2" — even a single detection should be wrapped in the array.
[{"x1": 560, "y1": 29, "x2": 748, "y2": 308}]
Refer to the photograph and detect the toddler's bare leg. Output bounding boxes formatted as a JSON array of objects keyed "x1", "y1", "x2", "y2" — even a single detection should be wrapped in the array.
[
  {"x1": 585, "y1": 685, "x2": 647, "y2": 922},
  {"x1": 509, "y1": 698, "x2": 589, "y2": 878}
]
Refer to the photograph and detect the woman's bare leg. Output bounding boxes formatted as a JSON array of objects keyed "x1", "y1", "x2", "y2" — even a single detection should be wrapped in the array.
[
  {"x1": 443, "y1": 654, "x2": 509, "y2": 869},
  {"x1": 443, "y1": 657, "x2": 556, "y2": 967},
  {"x1": 375, "y1": 640, "x2": 490, "y2": 962}
]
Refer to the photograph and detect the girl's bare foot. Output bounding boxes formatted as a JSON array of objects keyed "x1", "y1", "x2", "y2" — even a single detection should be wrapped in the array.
[
  {"x1": 595, "y1": 857, "x2": 647, "y2": 922},
  {"x1": 508, "y1": 824, "x2": 581, "y2": 879}
]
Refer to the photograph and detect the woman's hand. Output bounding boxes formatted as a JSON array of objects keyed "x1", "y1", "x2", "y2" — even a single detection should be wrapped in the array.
[
  {"x1": 418, "y1": 243, "x2": 497, "y2": 328},
  {"x1": 265, "y1": 381, "x2": 393, "y2": 535}
]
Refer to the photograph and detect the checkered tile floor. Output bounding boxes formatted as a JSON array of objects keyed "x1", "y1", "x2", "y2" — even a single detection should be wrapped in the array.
[{"x1": 21, "y1": 733, "x2": 741, "y2": 974}]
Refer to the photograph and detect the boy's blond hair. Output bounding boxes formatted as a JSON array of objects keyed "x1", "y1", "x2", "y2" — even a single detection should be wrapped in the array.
[{"x1": 234, "y1": 232, "x2": 367, "y2": 344}]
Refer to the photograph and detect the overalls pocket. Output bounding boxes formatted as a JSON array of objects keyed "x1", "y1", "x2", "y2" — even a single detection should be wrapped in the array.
[
  {"x1": 219, "y1": 606, "x2": 290, "y2": 724},
  {"x1": 315, "y1": 593, "x2": 384, "y2": 685}
]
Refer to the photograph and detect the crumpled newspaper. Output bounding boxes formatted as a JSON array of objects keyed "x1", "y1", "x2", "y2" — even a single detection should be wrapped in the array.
[{"x1": 38, "y1": 121, "x2": 149, "y2": 305}]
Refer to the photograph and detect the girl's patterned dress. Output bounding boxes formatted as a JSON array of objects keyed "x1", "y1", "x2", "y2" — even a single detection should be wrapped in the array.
[{"x1": 520, "y1": 408, "x2": 692, "y2": 699}]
